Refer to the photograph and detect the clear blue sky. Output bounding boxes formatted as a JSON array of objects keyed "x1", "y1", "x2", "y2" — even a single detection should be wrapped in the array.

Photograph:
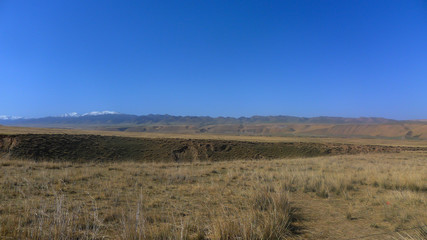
[{"x1": 1, "y1": 0, "x2": 426, "y2": 119}]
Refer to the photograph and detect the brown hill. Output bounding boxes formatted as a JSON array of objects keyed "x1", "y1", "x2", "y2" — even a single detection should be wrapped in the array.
[
  {"x1": 97, "y1": 123, "x2": 427, "y2": 140},
  {"x1": 3, "y1": 114, "x2": 427, "y2": 139}
]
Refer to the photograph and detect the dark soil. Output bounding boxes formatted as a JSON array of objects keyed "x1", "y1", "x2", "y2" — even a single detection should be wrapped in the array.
[{"x1": 0, "y1": 134, "x2": 422, "y2": 162}]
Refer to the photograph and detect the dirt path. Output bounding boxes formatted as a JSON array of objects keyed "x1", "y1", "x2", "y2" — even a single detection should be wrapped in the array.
[{"x1": 290, "y1": 193, "x2": 396, "y2": 240}]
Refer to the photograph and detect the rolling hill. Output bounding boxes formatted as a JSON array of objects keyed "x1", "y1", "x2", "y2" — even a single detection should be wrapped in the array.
[{"x1": 1, "y1": 113, "x2": 426, "y2": 139}]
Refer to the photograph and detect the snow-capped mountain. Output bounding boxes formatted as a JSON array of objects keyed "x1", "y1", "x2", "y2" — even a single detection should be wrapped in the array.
[
  {"x1": 61, "y1": 112, "x2": 80, "y2": 117},
  {"x1": 1, "y1": 111, "x2": 119, "y2": 121},
  {"x1": 0, "y1": 115, "x2": 23, "y2": 120},
  {"x1": 81, "y1": 111, "x2": 119, "y2": 116},
  {"x1": 59, "y1": 111, "x2": 119, "y2": 118}
]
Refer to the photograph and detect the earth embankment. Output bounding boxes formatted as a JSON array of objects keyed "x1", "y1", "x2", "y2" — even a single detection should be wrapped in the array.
[{"x1": 0, "y1": 134, "x2": 422, "y2": 162}]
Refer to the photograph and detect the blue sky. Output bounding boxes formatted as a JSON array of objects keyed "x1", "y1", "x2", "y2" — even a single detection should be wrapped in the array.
[{"x1": 1, "y1": 0, "x2": 426, "y2": 119}]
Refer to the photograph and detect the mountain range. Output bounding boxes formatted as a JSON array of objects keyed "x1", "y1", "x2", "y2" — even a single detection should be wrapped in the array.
[
  {"x1": 0, "y1": 111, "x2": 403, "y2": 126},
  {"x1": 1, "y1": 112, "x2": 426, "y2": 139}
]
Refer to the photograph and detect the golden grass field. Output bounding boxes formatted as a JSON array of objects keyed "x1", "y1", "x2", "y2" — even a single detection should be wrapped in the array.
[
  {"x1": 0, "y1": 126, "x2": 426, "y2": 239},
  {"x1": 1, "y1": 152, "x2": 426, "y2": 239}
]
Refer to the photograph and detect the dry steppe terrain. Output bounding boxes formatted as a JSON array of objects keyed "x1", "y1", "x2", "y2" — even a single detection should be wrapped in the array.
[
  {"x1": 5, "y1": 115, "x2": 427, "y2": 140},
  {"x1": 0, "y1": 126, "x2": 426, "y2": 239},
  {"x1": 106, "y1": 122, "x2": 427, "y2": 140}
]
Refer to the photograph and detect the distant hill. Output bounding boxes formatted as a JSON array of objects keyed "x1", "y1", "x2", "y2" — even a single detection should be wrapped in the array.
[
  {"x1": 1, "y1": 113, "x2": 426, "y2": 139},
  {"x1": 0, "y1": 113, "x2": 399, "y2": 127}
]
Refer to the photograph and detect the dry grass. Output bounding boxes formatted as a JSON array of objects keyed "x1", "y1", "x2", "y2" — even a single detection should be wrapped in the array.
[
  {"x1": 2, "y1": 125, "x2": 427, "y2": 147},
  {"x1": 0, "y1": 151, "x2": 426, "y2": 239}
]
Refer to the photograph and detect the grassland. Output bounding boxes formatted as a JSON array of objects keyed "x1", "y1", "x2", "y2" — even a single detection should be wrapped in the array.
[
  {"x1": 0, "y1": 126, "x2": 426, "y2": 239},
  {"x1": 4, "y1": 115, "x2": 427, "y2": 140},
  {"x1": 1, "y1": 151, "x2": 426, "y2": 239},
  {"x1": 2, "y1": 125, "x2": 427, "y2": 147}
]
